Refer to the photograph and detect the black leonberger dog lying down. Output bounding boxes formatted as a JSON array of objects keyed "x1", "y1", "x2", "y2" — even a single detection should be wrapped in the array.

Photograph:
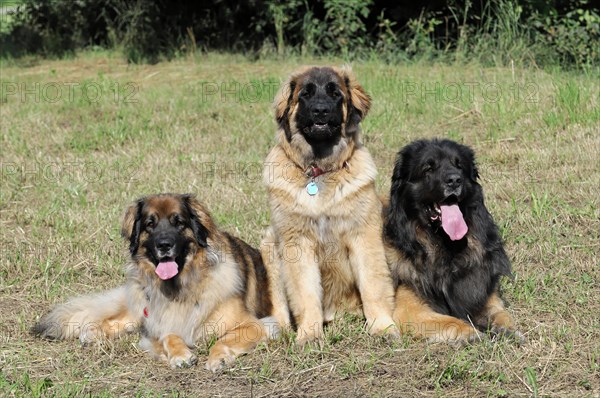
[{"x1": 384, "y1": 139, "x2": 523, "y2": 344}]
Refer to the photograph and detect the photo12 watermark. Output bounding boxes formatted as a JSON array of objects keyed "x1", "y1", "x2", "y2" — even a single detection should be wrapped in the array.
[
  {"x1": 198, "y1": 80, "x2": 280, "y2": 103},
  {"x1": 190, "y1": 160, "x2": 349, "y2": 185},
  {"x1": 0, "y1": 161, "x2": 141, "y2": 184},
  {"x1": 397, "y1": 81, "x2": 539, "y2": 104},
  {"x1": 1, "y1": 81, "x2": 139, "y2": 104},
  {"x1": 195, "y1": 161, "x2": 264, "y2": 183}
]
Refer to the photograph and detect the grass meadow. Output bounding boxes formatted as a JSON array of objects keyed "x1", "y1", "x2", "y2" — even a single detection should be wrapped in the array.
[{"x1": 0, "y1": 52, "x2": 598, "y2": 397}]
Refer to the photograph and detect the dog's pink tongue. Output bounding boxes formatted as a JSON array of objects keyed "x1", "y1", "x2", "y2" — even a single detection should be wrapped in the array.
[
  {"x1": 440, "y1": 204, "x2": 468, "y2": 241},
  {"x1": 155, "y1": 261, "x2": 178, "y2": 280}
]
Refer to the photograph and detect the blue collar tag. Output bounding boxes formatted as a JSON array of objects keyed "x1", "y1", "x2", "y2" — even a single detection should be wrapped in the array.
[{"x1": 306, "y1": 180, "x2": 318, "y2": 196}]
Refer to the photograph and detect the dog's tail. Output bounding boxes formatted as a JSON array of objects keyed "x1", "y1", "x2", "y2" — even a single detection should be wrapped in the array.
[{"x1": 32, "y1": 286, "x2": 139, "y2": 344}]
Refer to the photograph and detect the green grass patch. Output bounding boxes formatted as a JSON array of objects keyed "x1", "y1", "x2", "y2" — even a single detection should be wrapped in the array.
[{"x1": 0, "y1": 51, "x2": 598, "y2": 396}]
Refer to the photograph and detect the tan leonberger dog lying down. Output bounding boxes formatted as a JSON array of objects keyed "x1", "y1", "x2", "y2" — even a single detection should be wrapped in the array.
[
  {"x1": 261, "y1": 66, "x2": 399, "y2": 343},
  {"x1": 33, "y1": 194, "x2": 277, "y2": 371}
]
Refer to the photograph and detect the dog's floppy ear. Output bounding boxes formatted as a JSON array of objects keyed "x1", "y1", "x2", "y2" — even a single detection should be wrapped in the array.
[
  {"x1": 181, "y1": 194, "x2": 209, "y2": 248},
  {"x1": 122, "y1": 199, "x2": 144, "y2": 255},
  {"x1": 274, "y1": 78, "x2": 295, "y2": 126},
  {"x1": 274, "y1": 74, "x2": 299, "y2": 141},
  {"x1": 384, "y1": 158, "x2": 418, "y2": 258},
  {"x1": 460, "y1": 143, "x2": 479, "y2": 181},
  {"x1": 470, "y1": 161, "x2": 480, "y2": 181},
  {"x1": 339, "y1": 66, "x2": 371, "y2": 136}
]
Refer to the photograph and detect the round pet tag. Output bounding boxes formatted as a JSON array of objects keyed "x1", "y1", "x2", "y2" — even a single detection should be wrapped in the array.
[{"x1": 306, "y1": 181, "x2": 318, "y2": 196}]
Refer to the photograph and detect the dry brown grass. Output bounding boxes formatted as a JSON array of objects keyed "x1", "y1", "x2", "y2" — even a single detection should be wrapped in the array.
[{"x1": 0, "y1": 52, "x2": 598, "y2": 397}]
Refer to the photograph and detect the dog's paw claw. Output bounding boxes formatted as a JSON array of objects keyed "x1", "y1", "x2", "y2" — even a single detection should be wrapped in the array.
[
  {"x1": 295, "y1": 327, "x2": 325, "y2": 348},
  {"x1": 368, "y1": 320, "x2": 401, "y2": 341},
  {"x1": 169, "y1": 352, "x2": 197, "y2": 369},
  {"x1": 447, "y1": 334, "x2": 481, "y2": 347},
  {"x1": 205, "y1": 353, "x2": 235, "y2": 372},
  {"x1": 491, "y1": 327, "x2": 526, "y2": 345}
]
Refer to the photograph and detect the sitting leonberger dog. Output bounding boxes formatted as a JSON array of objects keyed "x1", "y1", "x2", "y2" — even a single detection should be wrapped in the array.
[
  {"x1": 261, "y1": 66, "x2": 398, "y2": 343},
  {"x1": 383, "y1": 139, "x2": 522, "y2": 344},
  {"x1": 33, "y1": 194, "x2": 276, "y2": 370}
]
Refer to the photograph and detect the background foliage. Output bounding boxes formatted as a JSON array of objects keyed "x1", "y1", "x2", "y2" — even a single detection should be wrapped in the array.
[{"x1": 1, "y1": 0, "x2": 598, "y2": 68}]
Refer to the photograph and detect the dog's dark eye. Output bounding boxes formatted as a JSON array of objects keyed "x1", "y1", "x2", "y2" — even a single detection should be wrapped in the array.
[
  {"x1": 145, "y1": 218, "x2": 156, "y2": 229},
  {"x1": 326, "y1": 82, "x2": 341, "y2": 98},
  {"x1": 171, "y1": 215, "x2": 184, "y2": 227},
  {"x1": 423, "y1": 160, "x2": 436, "y2": 174},
  {"x1": 455, "y1": 158, "x2": 462, "y2": 169},
  {"x1": 300, "y1": 83, "x2": 315, "y2": 98}
]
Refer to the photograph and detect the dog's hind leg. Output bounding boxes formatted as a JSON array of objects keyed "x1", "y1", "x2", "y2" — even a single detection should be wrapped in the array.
[
  {"x1": 204, "y1": 298, "x2": 268, "y2": 372},
  {"x1": 32, "y1": 285, "x2": 139, "y2": 344}
]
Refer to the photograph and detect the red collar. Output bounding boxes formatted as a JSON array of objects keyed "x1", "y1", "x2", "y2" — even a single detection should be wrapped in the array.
[{"x1": 305, "y1": 162, "x2": 348, "y2": 178}]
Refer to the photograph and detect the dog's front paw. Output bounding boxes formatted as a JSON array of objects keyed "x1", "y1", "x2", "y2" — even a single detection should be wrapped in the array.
[
  {"x1": 367, "y1": 318, "x2": 400, "y2": 340},
  {"x1": 168, "y1": 351, "x2": 197, "y2": 369},
  {"x1": 295, "y1": 324, "x2": 324, "y2": 347},
  {"x1": 425, "y1": 321, "x2": 481, "y2": 345},
  {"x1": 446, "y1": 331, "x2": 484, "y2": 347},
  {"x1": 205, "y1": 350, "x2": 236, "y2": 372},
  {"x1": 490, "y1": 326, "x2": 526, "y2": 345}
]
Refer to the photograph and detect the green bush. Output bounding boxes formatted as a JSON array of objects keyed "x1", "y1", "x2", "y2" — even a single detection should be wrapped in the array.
[
  {"x1": 321, "y1": 0, "x2": 372, "y2": 56},
  {"x1": 532, "y1": 6, "x2": 600, "y2": 67},
  {"x1": 0, "y1": 0, "x2": 271, "y2": 62},
  {"x1": 1, "y1": 0, "x2": 598, "y2": 69},
  {"x1": 0, "y1": 0, "x2": 115, "y2": 57}
]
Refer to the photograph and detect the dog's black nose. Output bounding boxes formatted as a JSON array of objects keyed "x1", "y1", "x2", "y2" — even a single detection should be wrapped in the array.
[
  {"x1": 445, "y1": 173, "x2": 462, "y2": 189},
  {"x1": 311, "y1": 103, "x2": 330, "y2": 118},
  {"x1": 156, "y1": 238, "x2": 174, "y2": 253}
]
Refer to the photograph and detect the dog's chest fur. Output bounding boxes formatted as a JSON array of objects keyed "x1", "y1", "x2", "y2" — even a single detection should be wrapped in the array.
[
  {"x1": 127, "y1": 251, "x2": 243, "y2": 347},
  {"x1": 391, "y1": 230, "x2": 497, "y2": 322},
  {"x1": 264, "y1": 145, "x2": 378, "y2": 218}
]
